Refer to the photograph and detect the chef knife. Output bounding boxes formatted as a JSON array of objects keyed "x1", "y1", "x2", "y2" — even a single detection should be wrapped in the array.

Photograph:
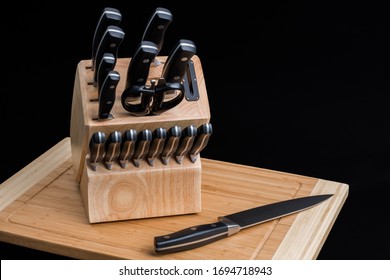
[
  {"x1": 118, "y1": 129, "x2": 138, "y2": 169},
  {"x1": 91, "y1": 7, "x2": 122, "y2": 71},
  {"x1": 98, "y1": 70, "x2": 120, "y2": 120},
  {"x1": 89, "y1": 131, "x2": 106, "y2": 171},
  {"x1": 104, "y1": 131, "x2": 122, "y2": 169},
  {"x1": 189, "y1": 123, "x2": 213, "y2": 163},
  {"x1": 132, "y1": 129, "x2": 152, "y2": 167},
  {"x1": 120, "y1": 41, "x2": 159, "y2": 115},
  {"x1": 147, "y1": 127, "x2": 167, "y2": 166},
  {"x1": 161, "y1": 125, "x2": 182, "y2": 165},
  {"x1": 96, "y1": 52, "x2": 116, "y2": 94},
  {"x1": 154, "y1": 194, "x2": 333, "y2": 253},
  {"x1": 152, "y1": 39, "x2": 197, "y2": 114},
  {"x1": 175, "y1": 124, "x2": 197, "y2": 164},
  {"x1": 141, "y1": 7, "x2": 173, "y2": 65},
  {"x1": 93, "y1": 25, "x2": 125, "y2": 86}
]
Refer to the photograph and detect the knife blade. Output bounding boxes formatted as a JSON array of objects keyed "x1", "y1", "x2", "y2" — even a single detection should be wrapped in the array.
[
  {"x1": 161, "y1": 125, "x2": 182, "y2": 165},
  {"x1": 91, "y1": 7, "x2": 122, "y2": 71},
  {"x1": 189, "y1": 123, "x2": 213, "y2": 163},
  {"x1": 154, "y1": 194, "x2": 333, "y2": 253},
  {"x1": 147, "y1": 127, "x2": 167, "y2": 166},
  {"x1": 96, "y1": 52, "x2": 116, "y2": 94},
  {"x1": 133, "y1": 129, "x2": 153, "y2": 167},
  {"x1": 89, "y1": 131, "x2": 106, "y2": 171},
  {"x1": 118, "y1": 129, "x2": 138, "y2": 169},
  {"x1": 98, "y1": 70, "x2": 120, "y2": 120},
  {"x1": 175, "y1": 124, "x2": 197, "y2": 164},
  {"x1": 104, "y1": 131, "x2": 122, "y2": 169},
  {"x1": 93, "y1": 25, "x2": 125, "y2": 86},
  {"x1": 141, "y1": 7, "x2": 173, "y2": 66}
]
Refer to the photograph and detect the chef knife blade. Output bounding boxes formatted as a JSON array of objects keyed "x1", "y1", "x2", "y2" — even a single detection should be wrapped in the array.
[
  {"x1": 147, "y1": 127, "x2": 167, "y2": 166},
  {"x1": 93, "y1": 25, "x2": 125, "y2": 86},
  {"x1": 104, "y1": 131, "x2": 122, "y2": 169},
  {"x1": 154, "y1": 194, "x2": 333, "y2": 253},
  {"x1": 189, "y1": 123, "x2": 213, "y2": 163},
  {"x1": 96, "y1": 52, "x2": 116, "y2": 94},
  {"x1": 89, "y1": 131, "x2": 106, "y2": 171},
  {"x1": 133, "y1": 129, "x2": 152, "y2": 167},
  {"x1": 141, "y1": 7, "x2": 173, "y2": 66},
  {"x1": 118, "y1": 129, "x2": 138, "y2": 169},
  {"x1": 175, "y1": 124, "x2": 197, "y2": 164},
  {"x1": 161, "y1": 125, "x2": 182, "y2": 165},
  {"x1": 98, "y1": 70, "x2": 120, "y2": 120},
  {"x1": 91, "y1": 7, "x2": 122, "y2": 71}
]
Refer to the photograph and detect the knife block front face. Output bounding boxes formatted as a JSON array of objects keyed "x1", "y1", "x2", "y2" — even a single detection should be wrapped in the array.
[{"x1": 70, "y1": 55, "x2": 210, "y2": 223}]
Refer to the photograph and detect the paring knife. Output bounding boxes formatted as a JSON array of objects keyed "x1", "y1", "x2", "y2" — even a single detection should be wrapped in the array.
[
  {"x1": 133, "y1": 129, "x2": 153, "y2": 167},
  {"x1": 147, "y1": 127, "x2": 167, "y2": 166},
  {"x1": 93, "y1": 25, "x2": 125, "y2": 86},
  {"x1": 104, "y1": 131, "x2": 122, "y2": 169},
  {"x1": 98, "y1": 70, "x2": 120, "y2": 120},
  {"x1": 120, "y1": 41, "x2": 159, "y2": 115},
  {"x1": 154, "y1": 194, "x2": 333, "y2": 253},
  {"x1": 161, "y1": 125, "x2": 182, "y2": 165},
  {"x1": 141, "y1": 7, "x2": 173, "y2": 65},
  {"x1": 89, "y1": 131, "x2": 106, "y2": 171},
  {"x1": 96, "y1": 52, "x2": 116, "y2": 94},
  {"x1": 175, "y1": 125, "x2": 197, "y2": 164},
  {"x1": 189, "y1": 123, "x2": 213, "y2": 163},
  {"x1": 118, "y1": 129, "x2": 138, "y2": 169},
  {"x1": 91, "y1": 7, "x2": 122, "y2": 71}
]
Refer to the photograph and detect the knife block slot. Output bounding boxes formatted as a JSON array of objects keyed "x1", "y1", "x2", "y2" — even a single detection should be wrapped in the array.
[{"x1": 70, "y1": 55, "x2": 210, "y2": 223}]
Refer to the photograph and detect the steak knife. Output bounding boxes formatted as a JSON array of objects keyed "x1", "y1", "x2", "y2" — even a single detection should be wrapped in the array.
[
  {"x1": 189, "y1": 123, "x2": 213, "y2": 163},
  {"x1": 91, "y1": 7, "x2": 122, "y2": 71},
  {"x1": 93, "y1": 25, "x2": 125, "y2": 86},
  {"x1": 89, "y1": 131, "x2": 106, "y2": 171},
  {"x1": 98, "y1": 70, "x2": 120, "y2": 120},
  {"x1": 104, "y1": 131, "x2": 122, "y2": 169},
  {"x1": 161, "y1": 125, "x2": 182, "y2": 165},
  {"x1": 147, "y1": 127, "x2": 167, "y2": 166},
  {"x1": 141, "y1": 7, "x2": 173, "y2": 65},
  {"x1": 118, "y1": 129, "x2": 138, "y2": 169},
  {"x1": 154, "y1": 194, "x2": 333, "y2": 253},
  {"x1": 133, "y1": 129, "x2": 152, "y2": 167},
  {"x1": 175, "y1": 125, "x2": 197, "y2": 164}
]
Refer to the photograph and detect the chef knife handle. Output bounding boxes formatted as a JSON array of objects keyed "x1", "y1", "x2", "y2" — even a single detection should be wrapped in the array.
[{"x1": 154, "y1": 221, "x2": 233, "y2": 253}]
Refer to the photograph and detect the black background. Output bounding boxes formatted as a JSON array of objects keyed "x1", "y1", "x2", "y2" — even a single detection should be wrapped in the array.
[{"x1": 1, "y1": 1, "x2": 389, "y2": 260}]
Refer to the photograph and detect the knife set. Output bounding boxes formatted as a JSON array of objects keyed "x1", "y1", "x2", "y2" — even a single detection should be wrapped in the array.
[{"x1": 69, "y1": 7, "x2": 211, "y2": 223}]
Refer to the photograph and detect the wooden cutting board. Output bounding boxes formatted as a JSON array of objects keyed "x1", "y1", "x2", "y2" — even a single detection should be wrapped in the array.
[{"x1": 0, "y1": 137, "x2": 348, "y2": 259}]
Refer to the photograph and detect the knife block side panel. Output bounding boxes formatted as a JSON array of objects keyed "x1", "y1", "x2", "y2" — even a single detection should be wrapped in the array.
[{"x1": 70, "y1": 55, "x2": 210, "y2": 223}]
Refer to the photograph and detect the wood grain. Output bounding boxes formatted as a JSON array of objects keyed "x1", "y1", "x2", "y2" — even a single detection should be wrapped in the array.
[{"x1": 0, "y1": 138, "x2": 348, "y2": 259}]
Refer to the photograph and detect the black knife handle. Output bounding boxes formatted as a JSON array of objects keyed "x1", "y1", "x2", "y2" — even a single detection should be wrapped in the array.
[
  {"x1": 89, "y1": 132, "x2": 106, "y2": 171},
  {"x1": 154, "y1": 221, "x2": 229, "y2": 254},
  {"x1": 189, "y1": 123, "x2": 213, "y2": 163},
  {"x1": 142, "y1": 7, "x2": 173, "y2": 55},
  {"x1": 175, "y1": 125, "x2": 198, "y2": 164},
  {"x1": 93, "y1": 25, "x2": 125, "y2": 84},
  {"x1": 96, "y1": 52, "x2": 116, "y2": 90},
  {"x1": 161, "y1": 39, "x2": 196, "y2": 84},
  {"x1": 104, "y1": 131, "x2": 122, "y2": 169},
  {"x1": 98, "y1": 71, "x2": 120, "y2": 120},
  {"x1": 124, "y1": 41, "x2": 159, "y2": 88},
  {"x1": 91, "y1": 7, "x2": 122, "y2": 71},
  {"x1": 133, "y1": 129, "x2": 152, "y2": 167},
  {"x1": 161, "y1": 125, "x2": 182, "y2": 165},
  {"x1": 147, "y1": 127, "x2": 167, "y2": 166},
  {"x1": 118, "y1": 129, "x2": 138, "y2": 168}
]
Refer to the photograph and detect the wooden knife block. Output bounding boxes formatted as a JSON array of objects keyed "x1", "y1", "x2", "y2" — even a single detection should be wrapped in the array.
[{"x1": 70, "y1": 55, "x2": 210, "y2": 223}]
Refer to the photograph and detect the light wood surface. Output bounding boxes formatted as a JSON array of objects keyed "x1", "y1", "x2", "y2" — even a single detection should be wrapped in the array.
[{"x1": 0, "y1": 138, "x2": 348, "y2": 259}]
